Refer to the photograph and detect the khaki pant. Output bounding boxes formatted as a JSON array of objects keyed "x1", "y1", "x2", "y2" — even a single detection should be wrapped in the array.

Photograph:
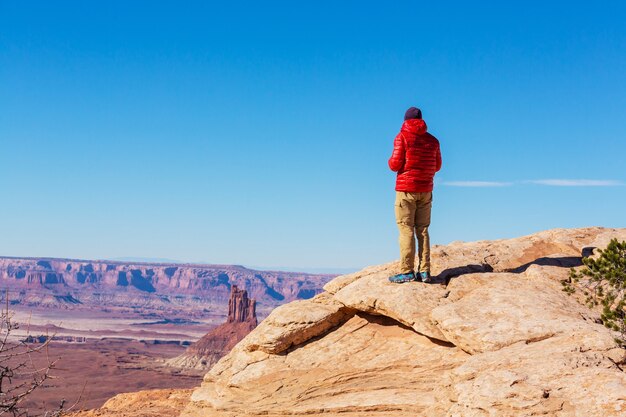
[{"x1": 395, "y1": 191, "x2": 432, "y2": 274}]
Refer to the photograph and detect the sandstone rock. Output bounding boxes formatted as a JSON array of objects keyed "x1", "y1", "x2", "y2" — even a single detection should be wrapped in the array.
[
  {"x1": 180, "y1": 227, "x2": 626, "y2": 417},
  {"x1": 448, "y1": 332, "x2": 624, "y2": 417},
  {"x1": 68, "y1": 389, "x2": 192, "y2": 417},
  {"x1": 444, "y1": 272, "x2": 496, "y2": 302},
  {"x1": 323, "y1": 262, "x2": 395, "y2": 294},
  {"x1": 431, "y1": 227, "x2": 622, "y2": 277},
  {"x1": 240, "y1": 292, "x2": 352, "y2": 354},
  {"x1": 227, "y1": 285, "x2": 256, "y2": 323},
  {"x1": 333, "y1": 270, "x2": 449, "y2": 340},
  {"x1": 431, "y1": 272, "x2": 598, "y2": 354},
  {"x1": 586, "y1": 228, "x2": 626, "y2": 254},
  {"x1": 188, "y1": 313, "x2": 469, "y2": 416}
]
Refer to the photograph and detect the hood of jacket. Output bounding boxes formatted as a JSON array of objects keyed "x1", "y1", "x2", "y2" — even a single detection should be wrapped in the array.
[{"x1": 401, "y1": 118, "x2": 427, "y2": 135}]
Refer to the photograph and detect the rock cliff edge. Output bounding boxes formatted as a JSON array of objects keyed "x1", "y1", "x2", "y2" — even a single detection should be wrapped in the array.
[{"x1": 75, "y1": 227, "x2": 626, "y2": 417}]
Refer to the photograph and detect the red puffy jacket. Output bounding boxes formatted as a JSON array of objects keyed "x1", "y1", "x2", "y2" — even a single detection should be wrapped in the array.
[{"x1": 388, "y1": 118, "x2": 442, "y2": 192}]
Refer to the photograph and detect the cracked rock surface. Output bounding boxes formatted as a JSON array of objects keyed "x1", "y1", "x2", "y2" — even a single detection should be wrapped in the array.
[
  {"x1": 182, "y1": 227, "x2": 626, "y2": 417},
  {"x1": 74, "y1": 227, "x2": 626, "y2": 417}
]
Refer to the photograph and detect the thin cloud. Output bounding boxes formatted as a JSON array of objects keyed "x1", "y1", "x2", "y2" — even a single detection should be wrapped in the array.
[
  {"x1": 441, "y1": 181, "x2": 514, "y2": 187},
  {"x1": 527, "y1": 179, "x2": 624, "y2": 187},
  {"x1": 439, "y1": 179, "x2": 623, "y2": 187}
]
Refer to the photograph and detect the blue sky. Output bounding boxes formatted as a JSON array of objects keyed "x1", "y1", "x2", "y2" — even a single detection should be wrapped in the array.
[{"x1": 1, "y1": 1, "x2": 625, "y2": 271}]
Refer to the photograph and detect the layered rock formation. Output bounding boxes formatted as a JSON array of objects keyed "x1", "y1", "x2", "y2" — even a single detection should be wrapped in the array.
[
  {"x1": 227, "y1": 286, "x2": 257, "y2": 323},
  {"x1": 70, "y1": 227, "x2": 626, "y2": 417},
  {"x1": 69, "y1": 389, "x2": 193, "y2": 417},
  {"x1": 0, "y1": 258, "x2": 334, "y2": 314},
  {"x1": 180, "y1": 227, "x2": 626, "y2": 417},
  {"x1": 166, "y1": 286, "x2": 258, "y2": 370}
]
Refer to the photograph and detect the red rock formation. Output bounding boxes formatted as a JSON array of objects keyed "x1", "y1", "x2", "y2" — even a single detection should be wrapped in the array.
[
  {"x1": 0, "y1": 257, "x2": 335, "y2": 314},
  {"x1": 227, "y1": 285, "x2": 257, "y2": 324},
  {"x1": 166, "y1": 286, "x2": 258, "y2": 370}
]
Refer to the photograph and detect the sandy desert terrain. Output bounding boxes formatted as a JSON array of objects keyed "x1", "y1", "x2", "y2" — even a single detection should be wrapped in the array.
[
  {"x1": 0, "y1": 257, "x2": 335, "y2": 414},
  {"x1": 5, "y1": 306, "x2": 212, "y2": 414},
  {"x1": 9, "y1": 337, "x2": 204, "y2": 413}
]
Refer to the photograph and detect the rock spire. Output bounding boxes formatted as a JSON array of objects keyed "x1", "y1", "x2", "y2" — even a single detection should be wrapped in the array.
[{"x1": 227, "y1": 285, "x2": 257, "y2": 324}]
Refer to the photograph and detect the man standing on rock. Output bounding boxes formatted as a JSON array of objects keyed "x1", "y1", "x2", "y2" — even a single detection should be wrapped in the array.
[{"x1": 388, "y1": 107, "x2": 442, "y2": 284}]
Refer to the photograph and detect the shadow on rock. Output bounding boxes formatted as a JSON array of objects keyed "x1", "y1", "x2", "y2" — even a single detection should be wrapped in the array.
[
  {"x1": 507, "y1": 256, "x2": 583, "y2": 274},
  {"x1": 436, "y1": 264, "x2": 494, "y2": 286},
  {"x1": 438, "y1": 254, "x2": 586, "y2": 286}
]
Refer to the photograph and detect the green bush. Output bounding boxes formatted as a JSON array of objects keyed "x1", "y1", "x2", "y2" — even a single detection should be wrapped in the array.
[{"x1": 562, "y1": 238, "x2": 626, "y2": 348}]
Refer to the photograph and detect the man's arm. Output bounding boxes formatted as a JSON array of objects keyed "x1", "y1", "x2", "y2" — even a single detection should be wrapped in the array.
[
  {"x1": 435, "y1": 142, "x2": 442, "y2": 172},
  {"x1": 388, "y1": 133, "x2": 405, "y2": 172}
]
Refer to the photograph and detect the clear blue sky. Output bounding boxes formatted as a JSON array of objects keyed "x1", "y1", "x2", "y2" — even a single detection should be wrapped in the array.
[{"x1": 1, "y1": 1, "x2": 625, "y2": 271}]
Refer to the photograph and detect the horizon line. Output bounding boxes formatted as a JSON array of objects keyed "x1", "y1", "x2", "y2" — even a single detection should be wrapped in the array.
[{"x1": 0, "y1": 254, "x2": 349, "y2": 275}]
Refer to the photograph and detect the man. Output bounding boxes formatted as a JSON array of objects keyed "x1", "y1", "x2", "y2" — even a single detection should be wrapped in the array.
[{"x1": 388, "y1": 107, "x2": 442, "y2": 284}]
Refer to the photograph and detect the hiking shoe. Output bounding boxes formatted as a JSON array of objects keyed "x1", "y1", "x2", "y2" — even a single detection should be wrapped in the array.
[
  {"x1": 418, "y1": 271, "x2": 433, "y2": 283},
  {"x1": 388, "y1": 272, "x2": 416, "y2": 284}
]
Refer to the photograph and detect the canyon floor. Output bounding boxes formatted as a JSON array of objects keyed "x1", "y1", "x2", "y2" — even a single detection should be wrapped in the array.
[
  {"x1": 6, "y1": 307, "x2": 213, "y2": 414},
  {"x1": 0, "y1": 262, "x2": 326, "y2": 414},
  {"x1": 14, "y1": 338, "x2": 203, "y2": 413}
]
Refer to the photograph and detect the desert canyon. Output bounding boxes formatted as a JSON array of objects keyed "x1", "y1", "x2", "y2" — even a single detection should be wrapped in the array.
[
  {"x1": 0, "y1": 258, "x2": 332, "y2": 316},
  {"x1": 0, "y1": 259, "x2": 332, "y2": 411},
  {"x1": 66, "y1": 226, "x2": 626, "y2": 417},
  {"x1": 166, "y1": 285, "x2": 259, "y2": 370}
]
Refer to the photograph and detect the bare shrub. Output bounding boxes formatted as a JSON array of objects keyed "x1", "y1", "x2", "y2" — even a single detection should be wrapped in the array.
[{"x1": 0, "y1": 291, "x2": 76, "y2": 416}]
